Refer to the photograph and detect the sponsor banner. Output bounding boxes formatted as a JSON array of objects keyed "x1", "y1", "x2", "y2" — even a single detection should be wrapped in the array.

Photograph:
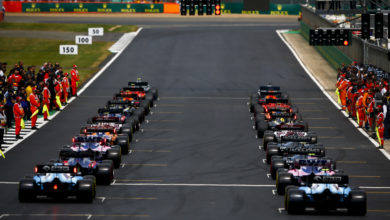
[{"x1": 22, "y1": 3, "x2": 164, "y2": 13}]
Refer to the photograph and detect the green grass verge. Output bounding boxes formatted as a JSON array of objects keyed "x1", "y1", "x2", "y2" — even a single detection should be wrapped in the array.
[
  {"x1": 0, "y1": 37, "x2": 114, "y2": 84},
  {"x1": 0, "y1": 22, "x2": 138, "y2": 33}
]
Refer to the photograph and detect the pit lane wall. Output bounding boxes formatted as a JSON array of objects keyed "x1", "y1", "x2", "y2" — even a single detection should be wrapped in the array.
[
  {"x1": 2, "y1": 1, "x2": 301, "y2": 15},
  {"x1": 300, "y1": 5, "x2": 390, "y2": 73}
]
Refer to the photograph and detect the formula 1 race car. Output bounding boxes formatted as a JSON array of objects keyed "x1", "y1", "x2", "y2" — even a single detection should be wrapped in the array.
[
  {"x1": 116, "y1": 87, "x2": 154, "y2": 110},
  {"x1": 249, "y1": 85, "x2": 289, "y2": 113},
  {"x1": 284, "y1": 174, "x2": 367, "y2": 215},
  {"x1": 256, "y1": 115, "x2": 307, "y2": 138},
  {"x1": 105, "y1": 101, "x2": 147, "y2": 123},
  {"x1": 88, "y1": 115, "x2": 135, "y2": 137},
  {"x1": 262, "y1": 130, "x2": 317, "y2": 151},
  {"x1": 18, "y1": 163, "x2": 96, "y2": 202},
  {"x1": 63, "y1": 155, "x2": 114, "y2": 185},
  {"x1": 253, "y1": 98, "x2": 294, "y2": 117},
  {"x1": 63, "y1": 135, "x2": 122, "y2": 168},
  {"x1": 127, "y1": 79, "x2": 158, "y2": 100},
  {"x1": 269, "y1": 155, "x2": 336, "y2": 179},
  {"x1": 97, "y1": 104, "x2": 141, "y2": 131},
  {"x1": 266, "y1": 142, "x2": 325, "y2": 164},
  {"x1": 80, "y1": 124, "x2": 130, "y2": 155},
  {"x1": 276, "y1": 158, "x2": 336, "y2": 195}
]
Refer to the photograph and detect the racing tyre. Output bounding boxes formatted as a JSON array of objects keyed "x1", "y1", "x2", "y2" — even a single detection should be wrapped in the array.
[
  {"x1": 266, "y1": 143, "x2": 279, "y2": 164},
  {"x1": 256, "y1": 120, "x2": 268, "y2": 138},
  {"x1": 249, "y1": 93, "x2": 258, "y2": 113},
  {"x1": 96, "y1": 163, "x2": 114, "y2": 185},
  {"x1": 145, "y1": 94, "x2": 154, "y2": 107},
  {"x1": 254, "y1": 104, "x2": 264, "y2": 117},
  {"x1": 270, "y1": 157, "x2": 285, "y2": 179},
  {"x1": 106, "y1": 146, "x2": 122, "y2": 168},
  {"x1": 134, "y1": 108, "x2": 145, "y2": 123},
  {"x1": 285, "y1": 189, "x2": 305, "y2": 214},
  {"x1": 262, "y1": 131, "x2": 275, "y2": 151},
  {"x1": 348, "y1": 190, "x2": 367, "y2": 216},
  {"x1": 120, "y1": 124, "x2": 133, "y2": 142},
  {"x1": 18, "y1": 178, "x2": 35, "y2": 202},
  {"x1": 130, "y1": 116, "x2": 140, "y2": 131},
  {"x1": 276, "y1": 172, "x2": 293, "y2": 195},
  {"x1": 77, "y1": 179, "x2": 95, "y2": 203},
  {"x1": 307, "y1": 132, "x2": 317, "y2": 144},
  {"x1": 140, "y1": 101, "x2": 151, "y2": 115},
  {"x1": 150, "y1": 87, "x2": 158, "y2": 100},
  {"x1": 115, "y1": 135, "x2": 130, "y2": 155}
]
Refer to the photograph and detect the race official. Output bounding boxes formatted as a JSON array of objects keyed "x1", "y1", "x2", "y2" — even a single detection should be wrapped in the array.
[
  {"x1": 29, "y1": 87, "x2": 40, "y2": 130},
  {"x1": 13, "y1": 96, "x2": 24, "y2": 139},
  {"x1": 42, "y1": 82, "x2": 51, "y2": 121},
  {"x1": 70, "y1": 65, "x2": 79, "y2": 97},
  {"x1": 0, "y1": 105, "x2": 6, "y2": 150},
  {"x1": 376, "y1": 105, "x2": 385, "y2": 148}
]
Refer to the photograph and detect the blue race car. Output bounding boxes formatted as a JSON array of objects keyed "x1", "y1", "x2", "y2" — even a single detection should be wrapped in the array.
[
  {"x1": 60, "y1": 150, "x2": 114, "y2": 185},
  {"x1": 284, "y1": 174, "x2": 366, "y2": 215},
  {"x1": 18, "y1": 163, "x2": 96, "y2": 202}
]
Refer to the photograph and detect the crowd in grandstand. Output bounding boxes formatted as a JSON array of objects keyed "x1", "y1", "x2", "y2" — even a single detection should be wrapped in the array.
[
  {"x1": 0, "y1": 61, "x2": 79, "y2": 150},
  {"x1": 336, "y1": 61, "x2": 390, "y2": 147}
]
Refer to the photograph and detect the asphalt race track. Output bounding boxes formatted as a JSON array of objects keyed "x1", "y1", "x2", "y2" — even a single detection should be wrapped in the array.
[{"x1": 0, "y1": 15, "x2": 389, "y2": 219}]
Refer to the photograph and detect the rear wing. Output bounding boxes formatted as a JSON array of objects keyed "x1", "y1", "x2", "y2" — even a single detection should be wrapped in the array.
[
  {"x1": 294, "y1": 158, "x2": 331, "y2": 167},
  {"x1": 128, "y1": 82, "x2": 149, "y2": 87},
  {"x1": 73, "y1": 135, "x2": 104, "y2": 143},
  {"x1": 92, "y1": 116, "x2": 120, "y2": 123},
  {"x1": 98, "y1": 107, "x2": 125, "y2": 114},
  {"x1": 276, "y1": 124, "x2": 306, "y2": 131},
  {"x1": 82, "y1": 126, "x2": 117, "y2": 134},
  {"x1": 280, "y1": 135, "x2": 312, "y2": 142},
  {"x1": 259, "y1": 86, "x2": 280, "y2": 92},
  {"x1": 265, "y1": 98, "x2": 289, "y2": 104},
  {"x1": 35, "y1": 164, "x2": 77, "y2": 174},
  {"x1": 282, "y1": 145, "x2": 323, "y2": 155},
  {"x1": 107, "y1": 100, "x2": 133, "y2": 106},
  {"x1": 60, "y1": 148, "x2": 98, "y2": 160},
  {"x1": 271, "y1": 112, "x2": 295, "y2": 118},
  {"x1": 303, "y1": 175, "x2": 349, "y2": 185},
  {"x1": 121, "y1": 87, "x2": 145, "y2": 92}
]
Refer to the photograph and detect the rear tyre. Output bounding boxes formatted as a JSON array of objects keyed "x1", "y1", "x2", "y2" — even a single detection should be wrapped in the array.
[
  {"x1": 106, "y1": 146, "x2": 122, "y2": 168},
  {"x1": 115, "y1": 135, "x2": 130, "y2": 155},
  {"x1": 18, "y1": 178, "x2": 35, "y2": 202},
  {"x1": 276, "y1": 172, "x2": 293, "y2": 195},
  {"x1": 256, "y1": 119, "x2": 268, "y2": 138},
  {"x1": 348, "y1": 190, "x2": 367, "y2": 216},
  {"x1": 77, "y1": 179, "x2": 95, "y2": 203},
  {"x1": 266, "y1": 143, "x2": 279, "y2": 164},
  {"x1": 270, "y1": 158, "x2": 285, "y2": 179},
  {"x1": 96, "y1": 163, "x2": 114, "y2": 185},
  {"x1": 286, "y1": 189, "x2": 305, "y2": 214}
]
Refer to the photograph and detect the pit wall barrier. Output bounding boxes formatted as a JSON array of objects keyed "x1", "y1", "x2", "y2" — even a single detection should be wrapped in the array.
[{"x1": 2, "y1": 1, "x2": 301, "y2": 15}]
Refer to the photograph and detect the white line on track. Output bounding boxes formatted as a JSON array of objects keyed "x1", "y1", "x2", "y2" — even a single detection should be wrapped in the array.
[
  {"x1": 276, "y1": 29, "x2": 390, "y2": 161},
  {"x1": 112, "y1": 183, "x2": 275, "y2": 187},
  {"x1": 1, "y1": 181, "x2": 390, "y2": 189},
  {"x1": 0, "y1": 28, "x2": 143, "y2": 157}
]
